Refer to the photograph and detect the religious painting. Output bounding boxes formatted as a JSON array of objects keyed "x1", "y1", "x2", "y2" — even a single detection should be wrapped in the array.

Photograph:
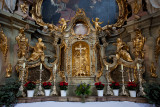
[
  {"x1": 72, "y1": 41, "x2": 90, "y2": 77},
  {"x1": 41, "y1": 0, "x2": 119, "y2": 26}
]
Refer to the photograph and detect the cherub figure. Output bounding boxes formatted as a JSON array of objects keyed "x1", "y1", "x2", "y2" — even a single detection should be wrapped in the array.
[
  {"x1": 59, "y1": 18, "x2": 69, "y2": 32},
  {"x1": 92, "y1": 17, "x2": 103, "y2": 31}
]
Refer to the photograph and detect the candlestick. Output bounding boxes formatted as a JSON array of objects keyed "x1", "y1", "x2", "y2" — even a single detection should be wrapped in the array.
[
  {"x1": 105, "y1": 68, "x2": 113, "y2": 96},
  {"x1": 17, "y1": 62, "x2": 26, "y2": 97},
  {"x1": 40, "y1": 63, "x2": 42, "y2": 70},
  {"x1": 23, "y1": 63, "x2": 25, "y2": 69},
  {"x1": 137, "y1": 64, "x2": 146, "y2": 97},
  {"x1": 50, "y1": 65, "x2": 58, "y2": 96},
  {"x1": 119, "y1": 69, "x2": 129, "y2": 96},
  {"x1": 35, "y1": 68, "x2": 44, "y2": 96},
  {"x1": 121, "y1": 64, "x2": 123, "y2": 70}
]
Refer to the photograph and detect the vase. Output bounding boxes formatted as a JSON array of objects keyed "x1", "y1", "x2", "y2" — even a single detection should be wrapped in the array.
[
  {"x1": 113, "y1": 89, "x2": 119, "y2": 96},
  {"x1": 97, "y1": 90, "x2": 104, "y2": 97},
  {"x1": 81, "y1": 95, "x2": 86, "y2": 103},
  {"x1": 44, "y1": 89, "x2": 51, "y2": 96},
  {"x1": 61, "y1": 90, "x2": 67, "y2": 97},
  {"x1": 129, "y1": 90, "x2": 136, "y2": 97},
  {"x1": 27, "y1": 90, "x2": 34, "y2": 97}
]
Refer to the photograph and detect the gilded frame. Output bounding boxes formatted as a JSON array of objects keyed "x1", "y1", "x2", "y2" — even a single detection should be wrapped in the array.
[{"x1": 31, "y1": 0, "x2": 128, "y2": 30}]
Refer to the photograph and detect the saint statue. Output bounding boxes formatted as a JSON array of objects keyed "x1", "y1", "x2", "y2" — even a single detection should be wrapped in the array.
[
  {"x1": 155, "y1": 30, "x2": 160, "y2": 62},
  {"x1": 28, "y1": 38, "x2": 46, "y2": 62},
  {"x1": 0, "y1": 28, "x2": 8, "y2": 61},
  {"x1": 16, "y1": 28, "x2": 29, "y2": 58},
  {"x1": 132, "y1": 28, "x2": 146, "y2": 59},
  {"x1": 150, "y1": 62, "x2": 158, "y2": 78},
  {"x1": 114, "y1": 38, "x2": 133, "y2": 62},
  {"x1": 92, "y1": 17, "x2": 103, "y2": 31}
]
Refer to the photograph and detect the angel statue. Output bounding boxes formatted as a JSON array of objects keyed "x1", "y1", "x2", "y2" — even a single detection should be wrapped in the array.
[
  {"x1": 58, "y1": 18, "x2": 69, "y2": 32},
  {"x1": 92, "y1": 17, "x2": 103, "y2": 31}
]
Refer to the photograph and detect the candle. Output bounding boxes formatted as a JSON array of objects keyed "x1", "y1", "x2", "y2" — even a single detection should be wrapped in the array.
[
  {"x1": 137, "y1": 63, "x2": 139, "y2": 70},
  {"x1": 121, "y1": 64, "x2": 123, "y2": 70},
  {"x1": 23, "y1": 63, "x2": 25, "y2": 69},
  {"x1": 40, "y1": 63, "x2": 42, "y2": 70},
  {"x1": 54, "y1": 64, "x2": 56, "y2": 71},
  {"x1": 106, "y1": 65, "x2": 108, "y2": 70}
]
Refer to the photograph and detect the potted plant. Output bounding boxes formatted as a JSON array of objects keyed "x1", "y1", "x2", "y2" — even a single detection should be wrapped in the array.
[
  {"x1": 95, "y1": 82, "x2": 105, "y2": 96},
  {"x1": 24, "y1": 81, "x2": 36, "y2": 97},
  {"x1": 75, "y1": 83, "x2": 91, "y2": 103},
  {"x1": 42, "y1": 82, "x2": 52, "y2": 96},
  {"x1": 59, "y1": 81, "x2": 68, "y2": 97},
  {"x1": 110, "y1": 81, "x2": 120, "y2": 96},
  {"x1": 127, "y1": 82, "x2": 137, "y2": 97}
]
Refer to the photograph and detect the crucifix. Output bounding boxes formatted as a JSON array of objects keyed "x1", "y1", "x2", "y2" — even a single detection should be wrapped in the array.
[{"x1": 75, "y1": 44, "x2": 86, "y2": 76}]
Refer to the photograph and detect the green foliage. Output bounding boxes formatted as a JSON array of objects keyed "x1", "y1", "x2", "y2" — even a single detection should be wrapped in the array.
[
  {"x1": 144, "y1": 83, "x2": 160, "y2": 106},
  {"x1": 75, "y1": 83, "x2": 91, "y2": 96},
  {"x1": 0, "y1": 78, "x2": 20, "y2": 107}
]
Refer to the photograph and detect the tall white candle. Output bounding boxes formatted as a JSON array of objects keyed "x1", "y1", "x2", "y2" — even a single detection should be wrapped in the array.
[
  {"x1": 137, "y1": 63, "x2": 139, "y2": 70},
  {"x1": 54, "y1": 64, "x2": 56, "y2": 71},
  {"x1": 121, "y1": 64, "x2": 123, "y2": 70},
  {"x1": 40, "y1": 63, "x2": 42, "y2": 70},
  {"x1": 106, "y1": 65, "x2": 108, "y2": 70},
  {"x1": 23, "y1": 63, "x2": 25, "y2": 69}
]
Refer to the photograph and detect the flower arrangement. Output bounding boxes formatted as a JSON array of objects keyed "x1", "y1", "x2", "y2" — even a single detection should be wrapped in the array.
[
  {"x1": 127, "y1": 82, "x2": 137, "y2": 90},
  {"x1": 95, "y1": 82, "x2": 105, "y2": 90},
  {"x1": 109, "y1": 81, "x2": 120, "y2": 89},
  {"x1": 24, "y1": 81, "x2": 36, "y2": 90},
  {"x1": 75, "y1": 83, "x2": 91, "y2": 96},
  {"x1": 59, "y1": 81, "x2": 68, "y2": 90},
  {"x1": 42, "y1": 82, "x2": 52, "y2": 89}
]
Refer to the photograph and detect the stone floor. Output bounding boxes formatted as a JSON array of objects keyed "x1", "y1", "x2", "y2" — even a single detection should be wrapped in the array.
[{"x1": 18, "y1": 96, "x2": 148, "y2": 103}]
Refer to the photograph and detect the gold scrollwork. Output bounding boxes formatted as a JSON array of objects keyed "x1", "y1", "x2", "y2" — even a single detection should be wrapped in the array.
[
  {"x1": 31, "y1": 0, "x2": 128, "y2": 31},
  {"x1": 20, "y1": 1, "x2": 28, "y2": 14}
]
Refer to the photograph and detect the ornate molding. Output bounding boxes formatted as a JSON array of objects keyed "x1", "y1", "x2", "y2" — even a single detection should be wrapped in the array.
[{"x1": 31, "y1": 0, "x2": 128, "y2": 31}]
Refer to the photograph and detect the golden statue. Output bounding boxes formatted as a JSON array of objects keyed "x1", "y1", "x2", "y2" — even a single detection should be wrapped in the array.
[
  {"x1": 0, "y1": 28, "x2": 8, "y2": 61},
  {"x1": 150, "y1": 62, "x2": 158, "y2": 78},
  {"x1": 59, "y1": 18, "x2": 69, "y2": 32},
  {"x1": 155, "y1": 30, "x2": 160, "y2": 62},
  {"x1": 6, "y1": 63, "x2": 12, "y2": 78},
  {"x1": 114, "y1": 38, "x2": 133, "y2": 62},
  {"x1": 92, "y1": 18, "x2": 103, "y2": 31},
  {"x1": 133, "y1": 28, "x2": 146, "y2": 59},
  {"x1": 28, "y1": 38, "x2": 46, "y2": 62},
  {"x1": 16, "y1": 28, "x2": 29, "y2": 58}
]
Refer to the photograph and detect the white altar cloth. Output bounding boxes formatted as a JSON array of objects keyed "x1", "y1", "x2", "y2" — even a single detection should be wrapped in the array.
[{"x1": 15, "y1": 101, "x2": 154, "y2": 107}]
